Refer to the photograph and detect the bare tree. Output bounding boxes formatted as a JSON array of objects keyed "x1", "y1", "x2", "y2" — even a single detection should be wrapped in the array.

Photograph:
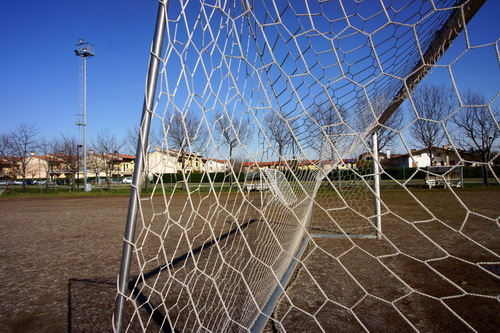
[
  {"x1": 0, "y1": 133, "x2": 18, "y2": 178},
  {"x1": 212, "y1": 111, "x2": 252, "y2": 183},
  {"x1": 357, "y1": 96, "x2": 404, "y2": 152},
  {"x1": 262, "y1": 110, "x2": 295, "y2": 162},
  {"x1": 36, "y1": 137, "x2": 53, "y2": 190},
  {"x1": 376, "y1": 109, "x2": 404, "y2": 152},
  {"x1": 123, "y1": 127, "x2": 139, "y2": 156},
  {"x1": 122, "y1": 126, "x2": 162, "y2": 189},
  {"x1": 42, "y1": 139, "x2": 64, "y2": 188},
  {"x1": 0, "y1": 121, "x2": 40, "y2": 191},
  {"x1": 451, "y1": 90, "x2": 499, "y2": 185},
  {"x1": 124, "y1": 126, "x2": 162, "y2": 156},
  {"x1": 409, "y1": 84, "x2": 455, "y2": 165},
  {"x1": 305, "y1": 101, "x2": 350, "y2": 162},
  {"x1": 92, "y1": 128, "x2": 123, "y2": 190},
  {"x1": 166, "y1": 109, "x2": 206, "y2": 170},
  {"x1": 213, "y1": 110, "x2": 252, "y2": 162},
  {"x1": 52, "y1": 135, "x2": 80, "y2": 190},
  {"x1": 87, "y1": 149, "x2": 106, "y2": 186}
]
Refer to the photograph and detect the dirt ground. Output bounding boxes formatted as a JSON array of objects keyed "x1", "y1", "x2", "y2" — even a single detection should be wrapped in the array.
[
  {"x1": 0, "y1": 188, "x2": 498, "y2": 332},
  {"x1": 0, "y1": 196, "x2": 128, "y2": 332}
]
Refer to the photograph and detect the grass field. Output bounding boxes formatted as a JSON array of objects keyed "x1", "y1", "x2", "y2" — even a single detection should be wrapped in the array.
[{"x1": 0, "y1": 187, "x2": 498, "y2": 332}]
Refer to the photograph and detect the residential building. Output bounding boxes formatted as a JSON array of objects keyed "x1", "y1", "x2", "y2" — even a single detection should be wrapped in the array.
[
  {"x1": 147, "y1": 149, "x2": 179, "y2": 178},
  {"x1": 85, "y1": 152, "x2": 135, "y2": 183},
  {"x1": 0, "y1": 157, "x2": 20, "y2": 180},
  {"x1": 242, "y1": 160, "x2": 287, "y2": 172},
  {"x1": 26, "y1": 155, "x2": 50, "y2": 181},
  {"x1": 241, "y1": 159, "x2": 357, "y2": 173},
  {"x1": 386, "y1": 146, "x2": 461, "y2": 168},
  {"x1": 203, "y1": 158, "x2": 228, "y2": 173}
]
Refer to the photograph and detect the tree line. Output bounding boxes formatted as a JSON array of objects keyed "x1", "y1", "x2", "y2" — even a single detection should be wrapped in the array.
[
  {"x1": 0, "y1": 123, "x2": 125, "y2": 189},
  {"x1": 1, "y1": 84, "x2": 498, "y2": 187}
]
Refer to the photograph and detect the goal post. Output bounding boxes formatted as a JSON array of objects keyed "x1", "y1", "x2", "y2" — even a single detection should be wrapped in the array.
[
  {"x1": 372, "y1": 131, "x2": 382, "y2": 240},
  {"x1": 114, "y1": 1, "x2": 498, "y2": 332},
  {"x1": 113, "y1": 2, "x2": 167, "y2": 331}
]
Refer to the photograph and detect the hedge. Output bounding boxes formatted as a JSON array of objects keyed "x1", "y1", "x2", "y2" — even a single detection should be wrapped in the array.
[
  {"x1": 157, "y1": 172, "x2": 246, "y2": 184},
  {"x1": 154, "y1": 166, "x2": 499, "y2": 184}
]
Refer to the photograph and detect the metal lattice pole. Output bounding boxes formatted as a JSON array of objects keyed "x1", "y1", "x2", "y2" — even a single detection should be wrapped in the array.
[{"x1": 74, "y1": 39, "x2": 95, "y2": 192}]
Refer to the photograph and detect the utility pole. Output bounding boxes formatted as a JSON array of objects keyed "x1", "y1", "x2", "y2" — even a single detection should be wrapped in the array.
[{"x1": 74, "y1": 39, "x2": 95, "y2": 192}]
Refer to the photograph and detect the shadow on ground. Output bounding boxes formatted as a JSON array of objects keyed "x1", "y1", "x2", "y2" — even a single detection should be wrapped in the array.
[{"x1": 67, "y1": 278, "x2": 115, "y2": 333}]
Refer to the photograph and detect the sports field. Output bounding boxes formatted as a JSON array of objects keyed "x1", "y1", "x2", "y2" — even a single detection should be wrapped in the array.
[{"x1": 0, "y1": 187, "x2": 498, "y2": 332}]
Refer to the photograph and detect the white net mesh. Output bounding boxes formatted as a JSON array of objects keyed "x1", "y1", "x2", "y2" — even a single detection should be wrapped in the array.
[{"x1": 115, "y1": 1, "x2": 499, "y2": 332}]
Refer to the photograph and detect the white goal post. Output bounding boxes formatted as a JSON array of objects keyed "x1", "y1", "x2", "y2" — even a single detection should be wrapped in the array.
[{"x1": 114, "y1": 1, "x2": 498, "y2": 332}]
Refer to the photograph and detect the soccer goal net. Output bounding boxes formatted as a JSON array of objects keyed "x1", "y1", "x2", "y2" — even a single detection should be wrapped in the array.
[{"x1": 114, "y1": 1, "x2": 499, "y2": 332}]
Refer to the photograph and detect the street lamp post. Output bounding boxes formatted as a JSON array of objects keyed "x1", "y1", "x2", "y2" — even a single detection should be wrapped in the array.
[
  {"x1": 77, "y1": 144, "x2": 82, "y2": 189},
  {"x1": 74, "y1": 39, "x2": 95, "y2": 192},
  {"x1": 30, "y1": 152, "x2": 35, "y2": 185},
  {"x1": 37, "y1": 155, "x2": 41, "y2": 194}
]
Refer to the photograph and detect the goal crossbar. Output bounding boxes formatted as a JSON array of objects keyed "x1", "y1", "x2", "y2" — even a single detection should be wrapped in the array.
[{"x1": 376, "y1": 0, "x2": 486, "y2": 129}]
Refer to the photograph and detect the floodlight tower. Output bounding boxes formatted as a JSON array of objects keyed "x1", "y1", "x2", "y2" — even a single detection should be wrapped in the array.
[{"x1": 74, "y1": 39, "x2": 94, "y2": 192}]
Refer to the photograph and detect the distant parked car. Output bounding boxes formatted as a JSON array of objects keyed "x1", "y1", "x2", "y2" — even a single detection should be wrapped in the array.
[
  {"x1": 12, "y1": 180, "x2": 24, "y2": 185},
  {"x1": 0, "y1": 180, "x2": 7, "y2": 186},
  {"x1": 33, "y1": 180, "x2": 47, "y2": 185},
  {"x1": 121, "y1": 177, "x2": 133, "y2": 184}
]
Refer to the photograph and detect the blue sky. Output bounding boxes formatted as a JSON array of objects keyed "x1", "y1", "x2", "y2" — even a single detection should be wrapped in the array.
[
  {"x1": 0, "y1": 0, "x2": 498, "y2": 157},
  {"x1": 0, "y1": 0, "x2": 158, "y2": 143}
]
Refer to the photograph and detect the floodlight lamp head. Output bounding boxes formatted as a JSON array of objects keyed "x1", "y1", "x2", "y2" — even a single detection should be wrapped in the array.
[{"x1": 74, "y1": 40, "x2": 95, "y2": 58}]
